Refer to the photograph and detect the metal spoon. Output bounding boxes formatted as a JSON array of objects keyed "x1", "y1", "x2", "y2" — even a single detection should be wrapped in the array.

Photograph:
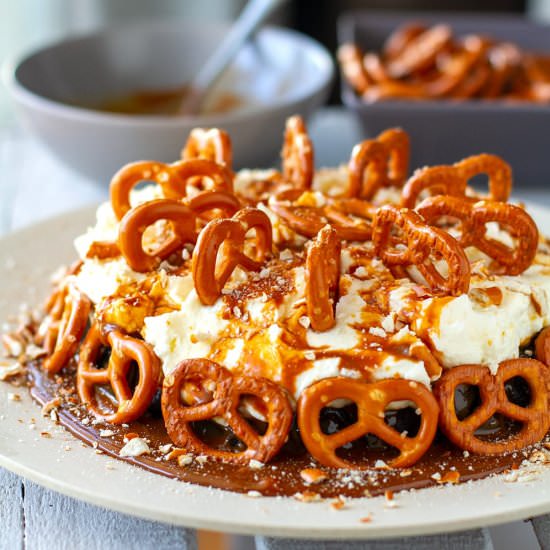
[{"x1": 178, "y1": 0, "x2": 287, "y2": 115}]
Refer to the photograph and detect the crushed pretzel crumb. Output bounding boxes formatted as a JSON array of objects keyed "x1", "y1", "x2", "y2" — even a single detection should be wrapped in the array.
[
  {"x1": 41, "y1": 397, "x2": 61, "y2": 416},
  {"x1": 437, "y1": 471, "x2": 461, "y2": 484},
  {"x1": 330, "y1": 497, "x2": 346, "y2": 510},
  {"x1": 119, "y1": 437, "x2": 150, "y2": 457},
  {"x1": 300, "y1": 468, "x2": 328, "y2": 485}
]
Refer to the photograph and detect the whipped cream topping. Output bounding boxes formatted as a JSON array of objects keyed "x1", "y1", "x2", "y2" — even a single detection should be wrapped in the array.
[{"x1": 67, "y1": 170, "x2": 550, "y2": 404}]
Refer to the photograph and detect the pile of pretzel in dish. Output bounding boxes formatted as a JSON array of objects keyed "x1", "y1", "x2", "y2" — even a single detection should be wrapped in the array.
[
  {"x1": 339, "y1": 22, "x2": 550, "y2": 102},
  {"x1": 33, "y1": 116, "x2": 550, "y2": 469}
]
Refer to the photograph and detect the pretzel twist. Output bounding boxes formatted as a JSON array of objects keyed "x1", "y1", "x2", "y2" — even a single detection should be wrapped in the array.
[
  {"x1": 118, "y1": 199, "x2": 198, "y2": 272},
  {"x1": 181, "y1": 128, "x2": 233, "y2": 168},
  {"x1": 401, "y1": 154, "x2": 512, "y2": 208},
  {"x1": 110, "y1": 161, "x2": 178, "y2": 220},
  {"x1": 110, "y1": 159, "x2": 234, "y2": 221},
  {"x1": 372, "y1": 205, "x2": 470, "y2": 295},
  {"x1": 40, "y1": 284, "x2": 91, "y2": 374},
  {"x1": 348, "y1": 128, "x2": 410, "y2": 200},
  {"x1": 383, "y1": 23, "x2": 427, "y2": 60},
  {"x1": 297, "y1": 377, "x2": 439, "y2": 469},
  {"x1": 269, "y1": 189, "x2": 375, "y2": 241},
  {"x1": 184, "y1": 190, "x2": 241, "y2": 218},
  {"x1": 161, "y1": 159, "x2": 234, "y2": 200},
  {"x1": 386, "y1": 24, "x2": 452, "y2": 79},
  {"x1": 282, "y1": 115, "x2": 314, "y2": 189},
  {"x1": 337, "y1": 44, "x2": 371, "y2": 95},
  {"x1": 161, "y1": 359, "x2": 293, "y2": 464},
  {"x1": 433, "y1": 360, "x2": 550, "y2": 454},
  {"x1": 454, "y1": 154, "x2": 512, "y2": 202},
  {"x1": 77, "y1": 325, "x2": 161, "y2": 424},
  {"x1": 192, "y1": 207, "x2": 272, "y2": 305},
  {"x1": 416, "y1": 196, "x2": 538, "y2": 275},
  {"x1": 306, "y1": 226, "x2": 341, "y2": 332}
]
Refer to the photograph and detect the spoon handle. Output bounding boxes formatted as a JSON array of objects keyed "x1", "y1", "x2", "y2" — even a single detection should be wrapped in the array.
[{"x1": 180, "y1": 0, "x2": 287, "y2": 115}]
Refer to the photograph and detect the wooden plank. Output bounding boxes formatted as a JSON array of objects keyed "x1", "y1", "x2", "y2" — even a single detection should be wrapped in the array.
[
  {"x1": 23, "y1": 481, "x2": 197, "y2": 550},
  {"x1": 0, "y1": 468, "x2": 23, "y2": 550},
  {"x1": 531, "y1": 514, "x2": 550, "y2": 550},
  {"x1": 255, "y1": 528, "x2": 493, "y2": 550}
]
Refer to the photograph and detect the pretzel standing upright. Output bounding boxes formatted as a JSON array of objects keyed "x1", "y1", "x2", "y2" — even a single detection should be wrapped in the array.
[
  {"x1": 305, "y1": 226, "x2": 341, "y2": 331},
  {"x1": 110, "y1": 158, "x2": 234, "y2": 220},
  {"x1": 77, "y1": 325, "x2": 161, "y2": 424},
  {"x1": 282, "y1": 115, "x2": 314, "y2": 189},
  {"x1": 39, "y1": 284, "x2": 91, "y2": 374},
  {"x1": 181, "y1": 128, "x2": 233, "y2": 168},
  {"x1": 347, "y1": 128, "x2": 410, "y2": 200},
  {"x1": 434, "y1": 359, "x2": 550, "y2": 454},
  {"x1": 298, "y1": 377, "x2": 440, "y2": 469},
  {"x1": 401, "y1": 154, "x2": 512, "y2": 208},
  {"x1": 162, "y1": 359, "x2": 292, "y2": 464},
  {"x1": 118, "y1": 199, "x2": 198, "y2": 272},
  {"x1": 192, "y1": 208, "x2": 272, "y2": 304}
]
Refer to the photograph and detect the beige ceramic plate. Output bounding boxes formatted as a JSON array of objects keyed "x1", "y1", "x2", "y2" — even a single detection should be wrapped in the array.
[{"x1": 0, "y1": 205, "x2": 549, "y2": 539}]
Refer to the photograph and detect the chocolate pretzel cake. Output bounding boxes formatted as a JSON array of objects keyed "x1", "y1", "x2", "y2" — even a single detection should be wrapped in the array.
[{"x1": 2, "y1": 117, "x2": 550, "y2": 499}]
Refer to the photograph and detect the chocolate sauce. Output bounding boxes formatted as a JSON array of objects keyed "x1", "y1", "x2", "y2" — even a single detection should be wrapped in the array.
[{"x1": 25, "y1": 360, "x2": 542, "y2": 499}]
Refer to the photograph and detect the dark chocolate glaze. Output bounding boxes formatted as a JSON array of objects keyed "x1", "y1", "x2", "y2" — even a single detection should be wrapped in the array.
[{"x1": 27, "y1": 361, "x2": 543, "y2": 498}]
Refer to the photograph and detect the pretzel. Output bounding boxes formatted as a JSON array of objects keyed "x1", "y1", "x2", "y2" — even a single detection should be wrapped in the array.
[
  {"x1": 426, "y1": 36, "x2": 489, "y2": 98},
  {"x1": 483, "y1": 42, "x2": 522, "y2": 98},
  {"x1": 340, "y1": 23, "x2": 550, "y2": 104},
  {"x1": 383, "y1": 23, "x2": 427, "y2": 60},
  {"x1": 347, "y1": 128, "x2": 410, "y2": 200},
  {"x1": 433, "y1": 359, "x2": 550, "y2": 454},
  {"x1": 401, "y1": 166, "x2": 466, "y2": 208},
  {"x1": 161, "y1": 359, "x2": 292, "y2": 464},
  {"x1": 297, "y1": 377, "x2": 439, "y2": 469},
  {"x1": 281, "y1": 115, "x2": 314, "y2": 189},
  {"x1": 372, "y1": 205, "x2": 470, "y2": 295},
  {"x1": 361, "y1": 81, "x2": 425, "y2": 102},
  {"x1": 269, "y1": 189, "x2": 375, "y2": 241},
  {"x1": 401, "y1": 154, "x2": 512, "y2": 208},
  {"x1": 535, "y1": 327, "x2": 550, "y2": 368},
  {"x1": 110, "y1": 161, "x2": 180, "y2": 220},
  {"x1": 305, "y1": 226, "x2": 341, "y2": 331},
  {"x1": 181, "y1": 128, "x2": 233, "y2": 168},
  {"x1": 386, "y1": 24, "x2": 452, "y2": 79},
  {"x1": 454, "y1": 154, "x2": 512, "y2": 202},
  {"x1": 161, "y1": 159, "x2": 234, "y2": 200},
  {"x1": 416, "y1": 196, "x2": 538, "y2": 275},
  {"x1": 337, "y1": 44, "x2": 370, "y2": 95},
  {"x1": 185, "y1": 189, "x2": 241, "y2": 219},
  {"x1": 110, "y1": 159, "x2": 234, "y2": 220},
  {"x1": 77, "y1": 324, "x2": 161, "y2": 424},
  {"x1": 192, "y1": 207, "x2": 272, "y2": 305},
  {"x1": 362, "y1": 53, "x2": 390, "y2": 83},
  {"x1": 39, "y1": 284, "x2": 91, "y2": 374},
  {"x1": 118, "y1": 199, "x2": 198, "y2": 272}
]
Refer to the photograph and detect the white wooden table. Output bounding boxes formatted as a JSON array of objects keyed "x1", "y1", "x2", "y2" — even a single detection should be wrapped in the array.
[{"x1": 0, "y1": 108, "x2": 549, "y2": 550}]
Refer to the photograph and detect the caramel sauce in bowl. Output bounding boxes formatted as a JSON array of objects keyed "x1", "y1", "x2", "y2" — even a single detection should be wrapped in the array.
[
  {"x1": 75, "y1": 86, "x2": 245, "y2": 116},
  {"x1": 6, "y1": 20, "x2": 334, "y2": 181}
]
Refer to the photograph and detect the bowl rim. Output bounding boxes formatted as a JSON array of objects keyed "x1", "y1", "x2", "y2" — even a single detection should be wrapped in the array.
[
  {"x1": 3, "y1": 19, "x2": 335, "y2": 127},
  {"x1": 337, "y1": 10, "x2": 550, "y2": 112}
]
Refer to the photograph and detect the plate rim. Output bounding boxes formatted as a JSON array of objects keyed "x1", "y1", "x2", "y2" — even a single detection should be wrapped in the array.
[{"x1": 1, "y1": 203, "x2": 549, "y2": 539}]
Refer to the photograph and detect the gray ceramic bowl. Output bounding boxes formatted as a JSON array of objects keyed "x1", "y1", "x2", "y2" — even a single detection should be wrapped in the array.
[
  {"x1": 4, "y1": 20, "x2": 334, "y2": 183},
  {"x1": 338, "y1": 12, "x2": 550, "y2": 185}
]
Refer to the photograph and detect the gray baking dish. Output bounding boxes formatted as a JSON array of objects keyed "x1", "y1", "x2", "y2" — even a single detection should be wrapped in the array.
[{"x1": 338, "y1": 11, "x2": 550, "y2": 185}]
